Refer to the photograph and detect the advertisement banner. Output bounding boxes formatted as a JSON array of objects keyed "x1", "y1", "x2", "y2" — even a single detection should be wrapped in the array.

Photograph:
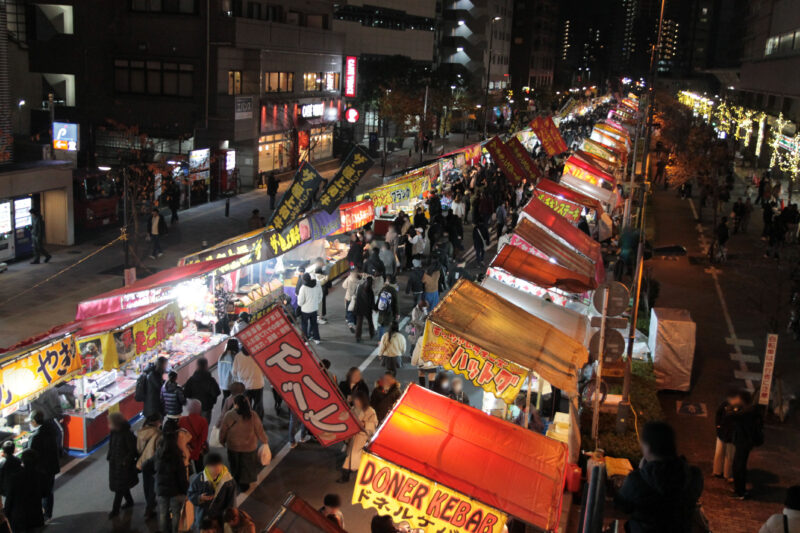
[
  {"x1": 420, "y1": 322, "x2": 526, "y2": 404},
  {"x1": 270, "y1": 163, "x2": 325, "y2": 233},
  {"x1": 505, "y1": 136, "x2": 543, "y2": 181},
  {"x1": 0, "y1": 336, "x2": 80, "y2": 411},
  {"x1": 236, "y1": 308, "x2": 361, "y2": 446},
  {"x1": 320, "y1": 146, "x2": 374, "y2": 213},
  {"x1": 563, "y1": 158, "x2": 612, "y2": 188},
  {"x1": 364, "y1": 173, "x2": 431, "y2": 209},
  {"x1": 484, "y1": 136, "x2": 525, "y2": 185},
  {"x1": 530, "y1": 116, "x2": 568, "y2": 156},
  {"x1": 535, "y1": 190, "x2": 582, "y2": 223},
  {"x1": 265, "y1": 209, "x2": 341, "y2": 258},
  {"x1": 336, "y1": 200, "x2": 374, "y2": 234},
  {"x1": 352, "y1": 452, "x2": 508, "y2": 533}
]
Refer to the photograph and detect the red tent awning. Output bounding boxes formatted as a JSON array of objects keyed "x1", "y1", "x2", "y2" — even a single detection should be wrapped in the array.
[
  {"x1": 76, "y1": 255, "x2": 244, "y2": 319},
  {"x1": 565, "y1": 154, "x2": 617, "y2": 186},
  {"x1": 76, "y1": 302, "x2": 170, "y2": 336},
  {"x1": 492, "y1": 244, "x2": 597, "y2": 292},
  {"x1": 368, "y1": 384, "x2": 569, "y2": 531},
  {"x1": 535, "y1": 178, "x2": 604, "y2": 212}
]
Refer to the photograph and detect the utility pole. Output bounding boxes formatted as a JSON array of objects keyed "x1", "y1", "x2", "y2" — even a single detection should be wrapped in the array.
[{"x1": 482, "y1": 16, "x2": 501, "y2": 139}]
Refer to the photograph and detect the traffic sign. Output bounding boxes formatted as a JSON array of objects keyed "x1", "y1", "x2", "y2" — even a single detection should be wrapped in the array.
[
  {"x1": 592, "y1": 281, "x2": 630, "y2": 316},
  {"x1": 589, "y1": 329, "x2": 626, "y2": 363},
  {"x1": 345, "y1": 108, "x2": 359, "y2": 123}
]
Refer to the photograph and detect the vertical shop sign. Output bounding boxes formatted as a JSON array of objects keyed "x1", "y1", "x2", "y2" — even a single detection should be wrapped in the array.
[
  {"x1": 758, "y1": 333, "x2": 779, "y2": 406},
  {"x1": 319, "y1": 145, "x2": 374, "y2": 213},
  {"x1": 269, "y1": 162, "x2": 324, "y2": 233},
  {"x1": 505, "y1": 136, "x2": 543, "y2": 181},
  {"x1": 484, "y1": 136, "x2": 525, "y2": 185},
  {"x1": 344, "y1": 56, "x2": 358, "y2": 98}
]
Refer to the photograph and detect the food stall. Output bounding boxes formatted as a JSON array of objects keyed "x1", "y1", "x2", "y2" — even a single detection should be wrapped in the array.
[
  {"x1": 326, "y1": 199, "x2": 374, "y2": 278},
  {"x1": 358, "y1": 163, "x2": 438, "y2": 234},
  {"x1": 563, "y1": 154, "x2": 617, "y2": 191},
  {"x1": 352, "y1": 383, "x2": 570, "y2": 532},
  {"x1": 534, "y1": 178, "x2": 605, "y2": 224},
  {"x1": 581, "y1": 138, "x2": 621, "y2": 166}
]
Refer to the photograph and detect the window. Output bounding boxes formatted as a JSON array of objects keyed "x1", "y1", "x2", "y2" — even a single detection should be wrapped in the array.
[
  {"x1": 265, "y1": 71, "x2": 293, "y2": 92},
  {"x1": 324, "y1": 72, "x2": 340, "y2": 91},
  {"x1": 304, "y1": 72, "x2": 324, "y2": 91},
  {"x1": 115, "y1": 59, "x2": 194, "y2": 97},
  {"x1": 228, "y1": 70, "x2": 242, "y2": 95},
  {"x1": 131, "y1": 0, "x2": 196, "y2": 13}
]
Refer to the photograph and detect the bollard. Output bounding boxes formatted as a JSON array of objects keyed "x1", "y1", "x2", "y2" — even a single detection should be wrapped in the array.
[{"x1": 225, "y1": 198, "x2": 230, "y2": 217}]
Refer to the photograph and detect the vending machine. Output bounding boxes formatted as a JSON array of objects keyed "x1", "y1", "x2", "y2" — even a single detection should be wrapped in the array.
[
  {"x1": 0, "y1": 199, "x2": 13, "y2": 262},
  {"x1": 13, "y1": 197, "x2": 33, "y2": 257}
]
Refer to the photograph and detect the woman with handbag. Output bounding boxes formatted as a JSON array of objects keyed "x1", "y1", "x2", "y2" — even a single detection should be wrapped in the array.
[
  {"x1": 219, "y1": 395, "x2": 268, "y2": 492},
  {"x1": 338, "y1": 391, "x2": 378, "y2": 483},
  {"x1": 378, "y1": 322, "x2": 406, "y2": 374}
]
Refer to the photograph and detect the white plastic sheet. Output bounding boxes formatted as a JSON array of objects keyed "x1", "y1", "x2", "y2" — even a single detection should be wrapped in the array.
[{"x1": 649, "y1": 307, "x2": 696, "y2": 391}]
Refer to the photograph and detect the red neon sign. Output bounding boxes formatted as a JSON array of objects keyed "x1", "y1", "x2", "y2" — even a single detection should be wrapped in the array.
[{"x1": 344, "y1": 56, "x2": 357, "y2": 98}]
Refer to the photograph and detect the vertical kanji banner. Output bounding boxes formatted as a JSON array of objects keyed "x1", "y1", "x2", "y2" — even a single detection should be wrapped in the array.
[
  {"x1": 270, "y1": 162, "x2": 324, "y2": 233},
  {"x1": 319, "y1": 145, "x2": 374, "y2": 214},
  {"x1": 484, "y1": 136, "x2": 526, "y2": 184},
  {"x1": 530, "y1": 116, "x2": 568, "y2": 156},
  {"x1": 236, "y1": 308, "x2": 362, "y2": 446},
  {"x1": 505, "y1": 136, "x2": 543, "y2": 181}
]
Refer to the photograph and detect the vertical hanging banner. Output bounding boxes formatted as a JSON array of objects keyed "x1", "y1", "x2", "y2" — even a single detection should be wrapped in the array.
[
  {"x1": 270, "y1": 162, "x2": 324, "y2": 233},
  {"x1": 319, "y1": 146, "x2": 374, "y2": 214},
  {"x1": 530, "y1": 116, "x2": 568, "y2": 156},
  {"x1": 758, "y1": 333, "x2": 779, "y2": 406},
  {"x1": 236, "y1": 307, "x2": 362, "y2": 446},
  {"x1": 484, "y1": 136, "x2": 526, "y2": 185},
  {"x1": 505, "y1": 136, "x2": 543, "y2": 181}
]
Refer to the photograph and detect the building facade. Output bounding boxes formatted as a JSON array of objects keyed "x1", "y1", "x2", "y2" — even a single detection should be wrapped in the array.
[{"x1": 509, "y1": 0, "x2": 558, "y2": 93}]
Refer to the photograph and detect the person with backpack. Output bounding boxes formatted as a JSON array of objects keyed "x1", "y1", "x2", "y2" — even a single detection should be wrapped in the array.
[
  {"x1": 161, "y1": 371, "x2": 187, "y2": 420},
  {"x1": 353, "y1": 275, "x2": 376, "y2": 343},
  {"x1": 731, "y1": 390, "x2": 763, "y2": 499},
  {"x1": 376, "y1": 277, "x2": 399, "y2": 340},
  {"x1": 138, "y1": 356, "x2": 168, "y2": 418},
  {"x1": 364, "y1": 247, "x2": 385, "y2": 279}
]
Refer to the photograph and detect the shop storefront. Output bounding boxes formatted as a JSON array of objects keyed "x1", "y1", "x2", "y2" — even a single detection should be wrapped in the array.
[{"x1": 258, "y1": 132, "x2": 293, "y2": 174}]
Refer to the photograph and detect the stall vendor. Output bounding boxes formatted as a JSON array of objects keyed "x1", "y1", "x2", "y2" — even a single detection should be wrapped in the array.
[{"x1": 214, "y1": 278, "x2": 232, "y2": 334}]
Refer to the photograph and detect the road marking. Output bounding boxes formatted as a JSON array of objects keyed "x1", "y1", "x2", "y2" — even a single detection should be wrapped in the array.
[
  {"x1": 725, "y1": 338, "x2": 754, "y2": 347},
  {"x1": 688, "y1": 197, "x2": 700, "y2": 221},
  {"x1": 730, "y1": 353, "x2": 761, "y2": 364},
  {"x1": 734, "y1": 370, "x2": 762, "y2": 382}
]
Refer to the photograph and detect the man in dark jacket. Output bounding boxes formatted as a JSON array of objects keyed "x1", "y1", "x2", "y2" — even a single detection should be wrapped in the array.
[
  {"x1": 0, "y1": 440, "x2": 22, "y2": 498},
  {"x1": 149, "y1": 208, "x2": 168, "y2": 259},
  {"x1": 428, "y1": 191, "x2": 442, "y2": 220},
  {"x1": 28, "y1": 207, "x2": 51, "y2": 264},
  {"x1": 187, "y1": 453, "x2": 237, "y2": 530},
  {"x1": 266, "y1": 172, "x2": 279, "y2": 210},
  {"x1": 731, "y1": 391, "x2": 763, "y2": 499},
  {"x1": 364, "y1": 248, "x2": 385, "y2": 279},
  {"x1": 184, "y1": 358, "x2": 221, "y2": 423},
  {"x1": 143, "y1": 357, "x2": 168, "y2": 418},
  {"x1": 6, "y1": 450, "x2": 47, "y2": 531},
  {"x1": 146, "y1": 430, "x2": 189, "y2": 533},
  {"x1": 472, "y1": 224, "x2": 489, "y2": 266},
  {"x1": 161, "y1": 371, "x2": 187, "y2": 419},
  {"x1": 376, "y1": 278, "x2": 399, "y2": 339},
  {"x1": 447, "y1": 261, "x2": 473, "y2": 287},
  {"x1": 370, "y1": 372, "x2": 402, "y2": 422},
  {"x1": 353, "y1": 276, "x2": 376, "y2": 342},
  {"x1": 25, "y1": 410, "x2": 61, "y2": 520},
  {"x1": 405, "y1": 259, "x2": 425, "y2": 304},
  {"x1": 615, "y1": 421, "x2": 703, "y2": 533}
]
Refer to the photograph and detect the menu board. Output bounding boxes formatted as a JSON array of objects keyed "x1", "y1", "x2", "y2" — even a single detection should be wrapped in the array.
[
  {"x1": 0, "y1": 202, "x2": 11, "y2": 234},
  {"x1": 14, "y1": 197, "x2": 31, "y2": 228}
]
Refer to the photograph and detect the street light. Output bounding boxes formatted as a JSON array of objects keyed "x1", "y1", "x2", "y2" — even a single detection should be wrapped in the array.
[{"x1": 482, "y1": 16, "x2": 502, "y2": 139}]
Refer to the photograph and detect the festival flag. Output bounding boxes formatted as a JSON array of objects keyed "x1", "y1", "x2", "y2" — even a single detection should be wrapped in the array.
[
  {"x1": 319, "y1": 145, "x2": 374, "y2": 213},
  {"x1": 269, "y1": 162, "x2": 324, "y2": 233},
  {"x1": 505, "y1": 136, "x2": 543, "y2": 181},
  {"x1": 484, "y1": 136, "x2": 526, "y2": 184},
  {"x1": 530, "y1": 115, "x2": 568, "y2": 156}
]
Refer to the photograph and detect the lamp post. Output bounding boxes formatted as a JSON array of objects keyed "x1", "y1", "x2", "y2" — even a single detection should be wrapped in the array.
[{"x1": 482, "y1": 16, "x2": 501, "y2": 139}]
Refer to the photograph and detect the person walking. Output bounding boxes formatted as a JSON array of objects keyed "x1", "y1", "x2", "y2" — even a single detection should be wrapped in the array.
[
  {"x1": 149, "y1": 208, "x2": 168, "y2": 259},
  {"x1": 24, "y1": 410, "x2": 60, "y2": 521},
  {"x1": 759, "y1": 485, "x2": 800, "y2": 533},
  {"x1": 161, "y1": 371, "x2": 187, "y2": 420},
  {"x1": 266, "y1": 172, "x2": 279, "y2": 210},
  {"x1": 422, "y1": 266, "x2": 441, "y2": 309},
  {"x1": 107, "y1": 412, "x2": 138, "y2": 518},
  {"x1": 378, "y1": 322, "x2": 406, "y2": 374},
  {"x1": 187, "y1": 452, "x2": 237, "y2": 530},
  {"x1": 338, "y1": 391, "x2": 378, "y2": 483},
  {"x1": 136, "y1": 414, "x2": 163, "y2": 520},
  {"x1": 376, "y1": 277, "x2": 399, "y2": 340},
  {"x1": 342, "y1": 268, "x2": 361, "y2": 331},
  {"x1": 5, "y1": 450, "x2": 47, "y2": 533},
  {"x1": 231, "y1": 346, "x2": 265, "y2": 420},
  {"x1": 0, "y1": 440, "x2": 20, "y2": 501},
  {"x1": 230, "y1": 311, "x2": 251, "y2": 336},
  {"x1": 347, "y1": 232, "x2": 365, "y2": 270},
  {"x1": 297, "y1": 272, "x2": 323, "y2": 344},
  {"x1": 178, "y1": 399, "x2": 209, "y2": 474},
  {"x1": 146, "y1": 428, "x2": 189, "y2": 533},
  {"x1": 167, "y1": 184, "x2": 180, "y2": 224},
  {"x1": 615, "y1": 421, "x2": 703, "y2": 533},
  {"x1": 713, "y1": 390, "x2": 738, "y2": 481},
  {"x1": 184, "y1": 358, "x2": 220, "y2": 424},
  {"x1": 378, "y1": 242, "x2": 397, "y2": 280},
  {"x1": 141, "y1": 356, "x2": 168, "y2": 418},
  {"x1": 214, "y1": 278, "x2": 232, "y2": 335},
  {"x1": 28, "y1": 207, "x2": 51, "y2": 264},
  {"x1": 338, "y1": 367, "x2": 369, "y2": 407},
  {"x1": 312, "y1": 257, "x2": 331, "y2": 324},
  {"x1": 405, "y1": 258, "x2": 425, "y2": 305},
  {"x1": 218, "y1": 339, "x2": 238, "y2": 403},
  {"x1": 370, "y1": 372, "x2": 402, "y2": 422},
  {"x1": 472, "y1": 223, "x2": 488, "y2": 266},
  {"x1": 353, "y1": 275, "x2": 376, "y2": 343},
  {"x1": 219, "y1": 395, "x2": 268, "y2": 492},
  {"x1": 731, "y1": 391, "x2": 763, "y2": 499}
]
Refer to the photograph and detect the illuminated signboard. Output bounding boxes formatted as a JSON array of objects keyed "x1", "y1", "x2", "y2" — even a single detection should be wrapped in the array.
[
  {"x1": 52, "y1": 121, "x2": 79, "y2": 151},
  {"x1": 0, "y1": 202, "x2": 11, "y2": 234},
  {"x1": 344, "y1": 55, "x2": 357, "y2": 98},
  {"x1": 188, "y1": 148, "x2": 211, "y2": 182},
  {"x1": 345, "y1": 107, "x2": 359, "y2": 123},
  {"x1": 225, "y1": 150, "x2": 236, "y2": 171},
  {"x1": 300, "y1": 103, "x2": 325, "y2": 118},
  {"x1": 14, "y1": 198, "x2": 31, "y2": 228}
]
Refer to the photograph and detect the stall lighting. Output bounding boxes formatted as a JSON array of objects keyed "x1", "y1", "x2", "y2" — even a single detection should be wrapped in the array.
[
  {"x1": 97, "y1": 166, "x2": 111, "y2": 171},
  {"x1": 458, "y1": 20, "x2": 465, "y2": 25}
]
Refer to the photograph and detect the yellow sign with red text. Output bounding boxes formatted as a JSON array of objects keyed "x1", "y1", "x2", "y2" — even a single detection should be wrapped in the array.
[{"x1": 352, "y1": 452, "x2": 508, "y2": 533}]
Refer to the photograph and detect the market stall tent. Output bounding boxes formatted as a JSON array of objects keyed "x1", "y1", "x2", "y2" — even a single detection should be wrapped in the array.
[
  {"x1": 559, "y1": 173, "x2": 619, "y2": 209},
  {"x1": 367, "y1": 384, "x2": 569, "y2": 531},
  {"x1": 535, "y1": 178, "x2": 605, "y2": 213},
  {"x1": 491, "y1": 243, "x2": 596, "y2": 293},
  {"x1": 512, "y1": 217, "x2": 597, "y2": 282}
]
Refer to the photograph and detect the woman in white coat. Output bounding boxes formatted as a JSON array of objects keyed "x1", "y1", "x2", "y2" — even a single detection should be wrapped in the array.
[{"x1": 338, "y1": 391, "x2": 378, "y2": 483}]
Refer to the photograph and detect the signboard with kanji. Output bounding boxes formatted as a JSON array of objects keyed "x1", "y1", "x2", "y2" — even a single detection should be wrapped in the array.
[
  {"x1": 270, "y1": 162, "x2": 325, "y2": 233},
  {"x1": 319, "y1": 146, "x2": 374, "y2": 214},
  {"x1": 530, "y1": 116, "x2": 568, "y2": 156},
  {"x1": 483, "y1": 136, "x2": 526, "y2": 185},
  {"x1": 536, "y1": 190, "x2": 582, "y2": 223},
  {"x1": 758, "y1": 333, "x2": 779, "y2": 406},
  {"x1": 236, "y1": 308, "x2": 361, "y2": 446},
  {"x1": 505, "y1": 136, "x2": 542, "y2": 181},
  {"x1": 352, "y1": 452, "x2": 508, "y2": 533}
]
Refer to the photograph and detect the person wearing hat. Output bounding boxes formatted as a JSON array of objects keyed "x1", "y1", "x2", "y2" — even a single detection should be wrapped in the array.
[
  {"x1": 760, "y1": 485, "x2": 800, "y2": 532},
  {"x1": 24, "y1": 409, "x2": 61, "y2": 521},
  {"x1": 28, "y1": 207, "x2": 51, "y2": 264}
]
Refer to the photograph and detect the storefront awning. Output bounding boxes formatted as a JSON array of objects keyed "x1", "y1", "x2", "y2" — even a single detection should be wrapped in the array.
[
  {"x1": 76, "y1": 302, "x2": 171, "y2": 336},
  {"x1": 513, "y1": 218, "x2": 596, "y2": 281},
  {"x1": 76, "y1": 255, "x2": 244, "y2": 319},
  {"x1": 367, "y1": 384, "x2": 569, "y2": 531},
  {"x1": 535, "y1": 178, "x2": 604, "y2": 213},
  {"x1": 560, "y1": 174, "x2": 620, "y2": 210},
  {"x1": 491, "y1": 243, "x2": 597, "y2": 293},
  {"x1": 429, "y1": 280, "x2": 588, "y2": 394},
  {"x1": 564, "y1": 154, "x2": 617, "y2": 187}
]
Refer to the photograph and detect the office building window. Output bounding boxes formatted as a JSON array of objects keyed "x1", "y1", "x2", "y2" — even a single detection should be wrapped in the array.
[
  {"x1": 115, "y1": 59, "x2": 194, "y2": 97},
  {"x1": 131, "y1": 0, "x2": 197, "y2": 13},
  {"x1": 265, "y1": 72, "x2": 293, "y2": 92},
  {"x1": 228, "y1": 70, "x2": 242, "y2": 95}
]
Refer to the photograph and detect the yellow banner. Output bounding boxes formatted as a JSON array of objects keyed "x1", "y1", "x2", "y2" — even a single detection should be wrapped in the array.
[
  {"x1": 352, "y1": 452, "x2": 508, "y2": 533},
  {"x1": 0, "y1": 336, "x2": 80, "y2": 411},
  {"x1": 361, "y1": 173, "x2": 430, "y2": 209},
  {"x1": 421, "y1": 321, "x2": 526, "y2": 404}
]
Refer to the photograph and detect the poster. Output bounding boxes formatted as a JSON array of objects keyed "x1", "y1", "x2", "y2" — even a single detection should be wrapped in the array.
[
  {"x1": 319, "y1": 146, "x2": 374, "y2": 213},
  {"x1": 420, "y1": 322, "x2": 526, "y2": 404},
  {"x1": 270, "y1": 162, "x2": 324, "y2": 233},
  {"x1": 335, "y1": 200, "x2": 374, "y2": 234},
  {"x1": 758, "y1": 333, "x2": 779, "y2": 406},
  {"x1": 236, "y1": 308, "x2": 361, "y2": 446},
  {"x1": 505, "y1": 136, "x2": 542, "y2": 181},
  {"x1": 353, "y1": 452, "x2": 508, "y2": 533},
  {"x1": 483, "y1": 136, "x2": 525, "y2": 185},
  {"x1": 536, "y1": 190, "x2": 582, "y2": 223},
  {"x1": 0, "y1": 336, "x2": 80, "y2": 411},
  {"x1": 530, "y1": 116, "x2": 568, "y2": 156}
]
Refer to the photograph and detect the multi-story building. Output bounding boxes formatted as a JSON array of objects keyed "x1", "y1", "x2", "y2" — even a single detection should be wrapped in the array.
[
  {"x1": 556, "y1": 0, "x2": 612, "y2": 88},
  {"x1": 509, "y1": 0, "x2": 558, "y2": 93},
  {"x1": 22, "y1": 0, "x2": 345, "y2": 190},
  {"x1": 656, "y1": 18, "x2": 680, "y2": 73}
]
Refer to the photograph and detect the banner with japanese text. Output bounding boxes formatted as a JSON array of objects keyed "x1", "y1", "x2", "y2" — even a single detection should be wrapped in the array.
[
  {"x1": 563, "y1": 157, "x2": 613, "y2": 188},
  {"x1": 362, "y1": 172, "x2": 431, "y2": 209},
  {"x1": 535, "y1": 190, "x2": 582, "y2": 223},
  {"x1": 0, "y1": 336, "x2": 80, "y2": 412},
  {"x1": 270, "y1": 162, "x2": 325, "y2": 233},
  {"x1": 484, "y1": 136, "x2": 525, "y2": 185},
  {"x1": 505, "y1": 136, "x2": 543, "y2": 181},
  {"x1": 530, "y1": 116, "x2": 568, "y2": 156},
  {"x1": 265, "y1": 209, "x2": 340, "y2": 258},
  {"x1": 320, "y1": 145, "x2": 374, "y2": 214},
  {"x1": 420, "y1": 321, "x2": 526, "y2": 404},
  {"x1": 334, "y1": 200, "x2": 374, "y2": 234},
  {"x1": 352, "y1": 452, "x2": 508, "y2": 533},
  {"x1": 236, "y1": 307, "x2": 361, "y2": 446},
  {"x1": 180, "y1": 229, "x2": 267, "y2": 274}
]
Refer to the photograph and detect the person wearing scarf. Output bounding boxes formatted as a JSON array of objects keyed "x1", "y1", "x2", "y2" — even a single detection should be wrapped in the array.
[{"x1": 187, "y1": 453, "x2": 237, "y2": 530}]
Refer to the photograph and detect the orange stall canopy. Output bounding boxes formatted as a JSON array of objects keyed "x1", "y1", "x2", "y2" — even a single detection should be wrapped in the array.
[
  {"x1": 428, "y1": 280, "x2": 588, "y2": 393},
  {"x1": 492, "y1": 244, "x2": 597, "y2": 293},
  {"x1": 564, "y1": 153, "x2": 617, "y2": 187},
  {"x1": 76, "y1": 255, "x2": 244, "y2": 319},
  {"x1": 513, "y1": 218, "x2": 596, "y2": 280},
  {"x1": 535, "y1": 178, "x2": 604, "y2": 213},
  {"x1": 368, "y1": 384, "x2": 569, "y2": 531}
]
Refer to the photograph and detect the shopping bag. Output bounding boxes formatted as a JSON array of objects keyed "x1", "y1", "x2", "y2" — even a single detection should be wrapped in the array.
[
  {"x1": 208, "y1": 426, "x2": 221, "y2": 448},
  {"x1": 177, "y1": 498, "x2": 194, "y2": 533},
  {"x1": 258, "y1": 443, "x2": 272, "y2": 466}
]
